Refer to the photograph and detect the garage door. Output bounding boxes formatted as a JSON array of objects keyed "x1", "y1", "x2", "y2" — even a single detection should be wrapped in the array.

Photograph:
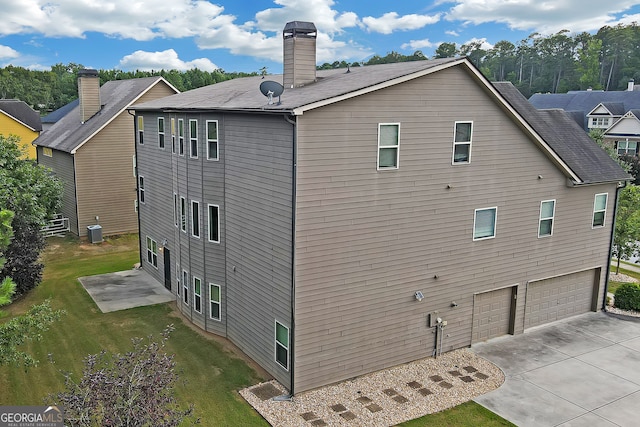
[
  {"x1": 525, "y1": 269, "x2": 597, "y2": 329},
  {"x1": 472, "y1": 287, "x2": 514, "y2": 343}
]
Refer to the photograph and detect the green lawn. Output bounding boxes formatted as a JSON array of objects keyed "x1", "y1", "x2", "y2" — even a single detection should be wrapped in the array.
[
  {"x1": 609, "y1": 259, "x2": 640, "y2": 294},
  {"x1": 1, "y1": 234, "x2": 512, "y2": 426}
]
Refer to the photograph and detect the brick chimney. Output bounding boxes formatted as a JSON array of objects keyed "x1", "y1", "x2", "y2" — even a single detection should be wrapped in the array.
[
  {"x1": 283, "y1": 21, "x2": 317, "y2": 88},
  {"x1": 77, "y1": 69, "x2": 101, "y2": 123}
]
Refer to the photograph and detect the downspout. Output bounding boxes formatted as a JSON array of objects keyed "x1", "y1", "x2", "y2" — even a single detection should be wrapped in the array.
[
  {"x1": 603, "y1": 180, "x2": 627, "y2": 310},
  {"x1": 129, "y1": 109, "x2": 143, "y2": 267},
  {"x1": 284, "y1": 113, "x2": 297, "y2": 397}
]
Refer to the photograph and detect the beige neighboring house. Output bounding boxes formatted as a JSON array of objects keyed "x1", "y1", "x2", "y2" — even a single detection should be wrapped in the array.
[{"x1": 34, "y1": 70, "x2": 179, "y2": 237}]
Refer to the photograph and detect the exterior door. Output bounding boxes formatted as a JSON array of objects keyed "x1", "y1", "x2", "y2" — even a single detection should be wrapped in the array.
[{"x1": 163, "y1": 248, "x2": 171, "y2": 290}]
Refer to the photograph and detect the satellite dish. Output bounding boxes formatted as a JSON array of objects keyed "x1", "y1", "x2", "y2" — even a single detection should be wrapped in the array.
[{"x1": 260, "y1": 80, "x2": 284, "y2": 105}]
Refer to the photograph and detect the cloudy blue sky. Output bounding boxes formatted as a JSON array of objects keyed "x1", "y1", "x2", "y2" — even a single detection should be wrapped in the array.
[{"x1": 1, "y1": 0, "x2": 640, "y2": 74}]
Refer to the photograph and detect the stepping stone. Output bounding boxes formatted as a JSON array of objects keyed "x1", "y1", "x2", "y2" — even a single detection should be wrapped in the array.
[
  {"x1": 330, "y1": 404, "x2": 347, "y2": 412},
  {"x1": 418, "y1": 388, "x2": 433, "y2": 396},
  {"x1": 357, "y1": 396, "x2": 373, "y2": 404},
  {"x1": 340, "y1": 411, "x2": 357, "y2": 421},
  {"x1": 439, "y1": 381, "x2": 453, "y2": 389},
  {"x1": 460, "y1": 376, "x2": 475, "y2": 383},
  {"x1": 366, "y1": 403, "x2": 383, "y2": 413},
  {"x1": 250, "y1": 383, "x2": 281, "y2": 401},
  {"x1": 464, "y1": 365, "x2": 478, "y2": 373},
  {"x1": 429, "y1": 375, "x2": 444, "y2": 382},
  {"x1": 448, "y1": 370, "x2": 462, "y2": 377},
  {"x1": 393, "y1": 395, "x2": 409, "y2": 403},
  {"x1": 311, "y1": 420, "x2": 327, "y2": 426},
  {"x1": 301, "y1": 412, "x2": 318, "y2": 421},
  {"x1": 475, "y1": 372, "x2": 489, "y2": 380},
  {"x1": 407, "y1": 381, "x2": 422, "y2": 389},
  {"x1": 383, "y1": 388, "x2": 398, "y2": 396}
]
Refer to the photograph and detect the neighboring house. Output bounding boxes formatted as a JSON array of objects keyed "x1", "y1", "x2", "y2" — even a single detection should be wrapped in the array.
[
  {"x1": 34, "y1": 70, "x2": 179, "y2": 237},
  {"x1": 131, "y1": 21, "x2": 629, "y2": 394},
  {"x1": 41, "y1": 99, "x2": 78, "y2": 132},
  {"x1": 0, "y1": 99, "x2": 42, "y2": 159},
  {"x1": 529, "y1": 82, "x2": 640, "y2": 156}
]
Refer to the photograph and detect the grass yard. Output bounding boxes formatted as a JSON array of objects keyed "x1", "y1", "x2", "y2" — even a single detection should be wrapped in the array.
[
  {"x1": 0, "y1": 234, "x2": 512, "y2": 426},
  {"x1": 609, "y1": 259, "x2": 640, "y2": 294}
]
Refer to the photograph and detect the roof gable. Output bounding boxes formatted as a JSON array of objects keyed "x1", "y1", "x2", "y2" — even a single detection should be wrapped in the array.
[
  {"x1": 0, "y1": 99, "x2": 42, "y2": 131},
  {"x1": 606, "y1": 111, "x2": 640, "y2": 137},
  {"x1": 34, "y1": 77, "x2": 178, "y2": 153},
  {"x1": 587, "y1": 102, "x2": 625, "y2": 116}
]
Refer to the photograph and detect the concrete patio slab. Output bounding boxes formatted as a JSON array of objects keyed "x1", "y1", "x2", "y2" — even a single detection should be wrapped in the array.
[
  {"x1": 78, "y1": 269, "x2": 174, "y2": 313},
  {"x1": 620, "y1": 336, "x2": 640, "y2": 352},
  {"x1": 594, "y1": 390, "x2": 640, "y2": 427},
  {"x1": 577, "y1": 344, "x2": 640, "y2": 385},
  {"x1": 522, "y1": 322, "x2": 614, "y2": 357},
  {"x1": 556, "y1": 412, "x2": 619, "y2": 427}
]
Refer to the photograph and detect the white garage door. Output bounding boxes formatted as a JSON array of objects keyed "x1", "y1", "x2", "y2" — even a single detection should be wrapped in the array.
[
  {"x1": 472, "y1": 287, "x2": 514, "y2": 343},
  {"x1": 525, "y1": 269, "x2": 597, "y2": 329}
]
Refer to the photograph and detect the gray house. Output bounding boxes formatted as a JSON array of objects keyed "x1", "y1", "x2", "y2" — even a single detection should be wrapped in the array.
[
  {"x1": 34, "y1": 71, "x2": 179, "y2": 237},
  {"x1": 132, "y1": 22, "x2": 629, "y2": 394}
]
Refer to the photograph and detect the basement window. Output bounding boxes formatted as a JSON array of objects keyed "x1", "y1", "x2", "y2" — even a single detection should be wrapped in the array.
[
  {"x1": 210, "y1": 283, "x2": 221, "y2": 321},
  {"x1": 275, "y1": 321, "x2": 289, "y2": 370}
]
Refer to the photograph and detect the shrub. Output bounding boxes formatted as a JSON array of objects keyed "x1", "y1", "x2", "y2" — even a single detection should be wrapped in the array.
[{"x1": 614, "y1": 282, "x2": 640, "y2": 311}]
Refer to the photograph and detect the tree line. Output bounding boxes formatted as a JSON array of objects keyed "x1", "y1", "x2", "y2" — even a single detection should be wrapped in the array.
[{"x1": 1, "y1": 23, "x2": 640, "y2": 113}]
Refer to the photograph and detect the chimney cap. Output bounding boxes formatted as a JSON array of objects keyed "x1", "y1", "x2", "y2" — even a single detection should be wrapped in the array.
[
  {"x1": 78, "y1": 69, "x2": 99, "y2": 77},
  {"x1": 283, "y1": 21, "x2": 317, "y2": 38}
]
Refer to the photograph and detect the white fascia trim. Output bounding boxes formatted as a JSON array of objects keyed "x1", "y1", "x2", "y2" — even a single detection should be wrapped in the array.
[{"x1": 0, "y1": 110, "x2": 38, "y2": 132}]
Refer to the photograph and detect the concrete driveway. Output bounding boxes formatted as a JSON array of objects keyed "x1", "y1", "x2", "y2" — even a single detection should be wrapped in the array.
[{"x1": 472, "y1": 312, "x2": 640, "y2": 427}]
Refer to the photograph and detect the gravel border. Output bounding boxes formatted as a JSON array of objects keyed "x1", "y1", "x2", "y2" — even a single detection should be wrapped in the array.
[
  {"x1": 607, "y1": 273, "x2": 640, "y2": 318},
  {"x1": 240, "y1": 349, "x2": 504, "y2": 427}
]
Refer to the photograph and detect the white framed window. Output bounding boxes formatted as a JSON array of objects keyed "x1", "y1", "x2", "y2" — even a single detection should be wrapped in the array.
[
  {"x1": 146, "y1": 236, "x2": 158, "y2": 268},
  {"x1": 182, "y1": 270, "x2": 189, "y2": 305},
  {"x1": 138, "y1": 176, "x2": 145, "y2": 204},
  {"x1": 157, "y1": 117, "x2": 165, "y2": 149},
  {"x1": 275, "y1": 321, "x2": 289, "y2": 370},
  {"x1": 617, "y1": 140, "x2": 638, "y2": 156},
  {"x1": 173, "y1": 193, "x2": 178, "y2": 227},
  {"x1": 176, "y1": 263, "x2": 180, "y2": 297},
  {"x1": 42, "y1": 147, "x2": 53, "y2": 157},
  {"x1": 452, "y1": 121, "x2": 472, "y2": 164},
  {"x1": 171, "y1": 118, "x2": 176, "y2": 154},
  {"x1": 132, "y1": 155, "x2": 136, "y2": 177},
  {"x1": 208, "y1": 204, "x2": 220, "y2": 243},
  {"x1": 209, "y1": 283, "x2": 221, "y2": 321},
  {"x1": 377, "y1": 123, "x2": 400, "y2": 170},
  {"x1": 593, "y1": 193, "x2": 608, "y2": 228},
  {"x1": 538, "y1": 200, "x2": 555, "y2": 237},
  {"x1": 189, "y1": 119, "x2": 198, "y2": 158},
  {"x1": 178, "y1": 119, "x2": 185, "y2": 156},
  {"x1": 473, "y1": 207, "x2": 497, "y2": 240},
  {"x1": 193, "y1": 277, "x2": 202, "y2": 313},
  {"x1": 137, "y1": 116, "x2": 144, "y2": 144},
  {"x1": 590, "y1": 117, "x2": 610, "y2": 128},
  {"x1": 191, "y1": 200, "x2": 200, "y2": 238},
  {"x1": 206, "y1": 120, "x2": 219, "y2": 160},
  {"x1": 180, "y1": 197, "x2": 187, "y2": 233}
]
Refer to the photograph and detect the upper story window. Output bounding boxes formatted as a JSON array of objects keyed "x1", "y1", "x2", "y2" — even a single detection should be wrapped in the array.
[
  {"x1": 453, "y1": 121, "x2": 473, "y2": 164},
  {"x1": 617, "y1": 140, "x2": 638, "y2": 156},
  {"x1": 593, "y1": 193, "x2": 608, "y2": 228},
  {"x1": 208, "y1": 204, "x2": 220, "y2": 243},
  {"x1": 377, "y1": 123, "x2": 400, "y2": 170},
  {"x1": 538, "y1": 200, "x2": 555, "y2": 237},
  {"x1": 180, "y1": 196, "x2": 187, "y2": 233},
  {"x1": 173, "y1": 193, "x2": 178, "y2": 227},
  {"x1": 473, "y1": 207, "x2": 497, "y2": 241},
  {"x1": 206, "y1": 120, "x2": 219, "y2": 160},
  {"x1": 137, "y1": 116, "x2": 144, "y2": 144},
  {"x1": 138, "y1": 176, "x2": 145, "y2": 204},
  {"x1": 158, "y1": 117, "x2": 165, "y2": 149},
  {"x1": 146, "y1": 236, "x2": 157, "y2": 268},
  {"x1": 171, "y1": 118, "x2": 176, "y2": 153},
  {"x1": 178, "y1": 119, "x2": 185, "y2": 156},
  {"x1": 189, "y1": 119, "x2": 198, "y2": 158},
  {"x1": 589, "y1": 117, "x2": 611, "y2": 128},
  {"x1": 191, "y1": 200, "x2": 200, "y2": 238}
]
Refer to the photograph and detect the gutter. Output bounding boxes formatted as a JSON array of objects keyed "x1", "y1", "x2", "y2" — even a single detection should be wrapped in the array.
[
  {"x1": 284, "y1": 113, "x2": 297, "y2": 397},
  {"x1": 603, "y1": 180, "x2": 627, "y2": 310}
]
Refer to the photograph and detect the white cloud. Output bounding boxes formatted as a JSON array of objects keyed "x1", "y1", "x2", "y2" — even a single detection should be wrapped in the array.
[
  {"x1": 0, "y1": 45, "x2": 20, "y2": 59},
  {"x1": 401, "y1": 39, "x2": 435, "y2": 50},
  {"x1": 445, "y1": 0, "x2": 640, "y2": 34},
  {"x1": 362, "y1": 12, "x2": 441, "y2": 34},
  {"x1": 445, "y1": 30, "x2": 459, "y2": 37},
  {"x1": 118, "y1": 49, "x2": 218, "y2": 72}
]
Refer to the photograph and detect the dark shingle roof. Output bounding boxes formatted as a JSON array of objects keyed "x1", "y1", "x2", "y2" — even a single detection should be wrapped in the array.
[
  {"x1": 600, "y1": 102, "x2": 626, "y2": 116},
  {"x1": 0, "y1": 99, "x2": 42, "y2": 131},
  {"x1": 35, "y1": 77, "x2": 174, "y2": 153},
  {"x1": 529, "y1": 90, "x2": 640, "y2": 130},
  {"x1": 495, "y1": 82, "x2": 630, "y2": 184},
  {"x1": 42, "y1": 99, "x2": 79, "y2": 124}
]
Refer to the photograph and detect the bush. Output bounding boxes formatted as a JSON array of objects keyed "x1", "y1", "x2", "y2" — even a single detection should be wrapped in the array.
[{"x1": 614, "y1": 282, "x2": 640, "y2": 311}]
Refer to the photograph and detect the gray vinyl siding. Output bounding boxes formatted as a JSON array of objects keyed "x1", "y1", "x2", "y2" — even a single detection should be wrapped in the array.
[
  {"x1": 292, "y1": 65, "x2": 615, "y2": 392},
  {"x1": 37, "y1": 147, "x2": 78, "y2": 234},
  {"x1": 224, "y1": 114, "x2": 294, "y2": 389}
]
